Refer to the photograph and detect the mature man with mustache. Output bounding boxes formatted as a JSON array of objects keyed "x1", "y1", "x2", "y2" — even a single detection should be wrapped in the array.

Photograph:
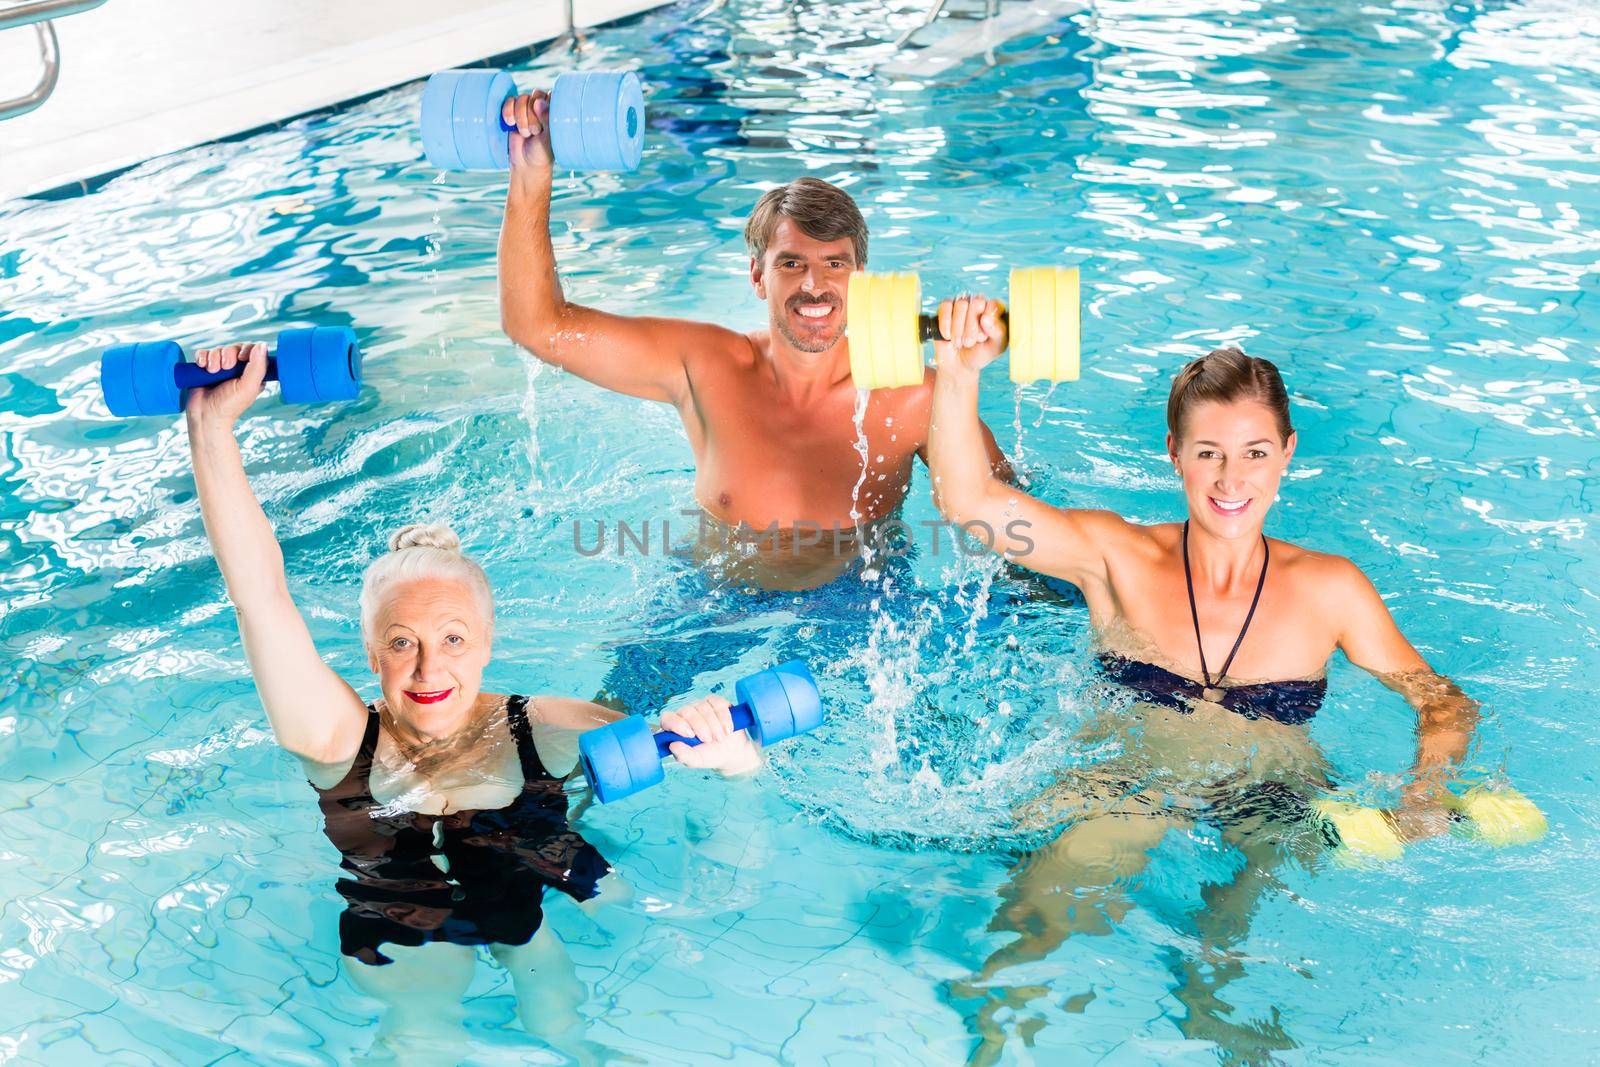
[{"x1": 498, "y1": 90, "x2": 1009, "y2": 588}]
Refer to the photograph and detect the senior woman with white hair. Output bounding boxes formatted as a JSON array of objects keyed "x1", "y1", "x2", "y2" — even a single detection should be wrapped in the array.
[{"x1": 186, "y1": 342, "x2": 758, "y2": 1057}]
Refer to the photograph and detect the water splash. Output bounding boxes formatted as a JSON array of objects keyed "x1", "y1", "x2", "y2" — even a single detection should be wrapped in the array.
[
  {"x1": 848, "y1": 387, "x2": 878, "y2": 580},
  {"x1": 521, "y1": 358, "x2": 545, "y2": 495}
]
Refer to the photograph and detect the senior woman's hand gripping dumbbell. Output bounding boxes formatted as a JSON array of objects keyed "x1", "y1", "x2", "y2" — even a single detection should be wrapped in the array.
[
  {"x1": 99, "y1": 327, "x2": 362, "y2": 417},
  {"x1": 578, "y1": 661, "x2": 824, "y2": 803},
  {"x1": 419, "y1": 68, "x2": 644, "y2": 172}
]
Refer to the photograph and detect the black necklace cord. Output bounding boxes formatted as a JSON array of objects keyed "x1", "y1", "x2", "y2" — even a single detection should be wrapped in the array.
[{"x1": 1182, "y1": 519, "x2": 1270, "y2": 691}]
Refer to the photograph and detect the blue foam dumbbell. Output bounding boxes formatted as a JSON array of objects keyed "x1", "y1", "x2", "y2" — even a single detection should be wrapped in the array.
[
  {"x1": 100, "y1": 327, "x2": 362, "y2": 417},
  {"x1": 419, "y1": 68, "x2": 645, "y2": 172},
  {"x1": 578, "y1": 660, "x2": 824, "y2": 804}
]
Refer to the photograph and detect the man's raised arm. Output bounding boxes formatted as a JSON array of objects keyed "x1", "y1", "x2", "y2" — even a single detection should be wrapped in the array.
[{"x1": 498, "y1": 90, "x2": 695, "y2": 405}]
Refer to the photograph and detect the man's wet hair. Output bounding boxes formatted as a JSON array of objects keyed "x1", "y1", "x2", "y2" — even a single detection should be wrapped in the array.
[{"x1": 744, "y1": 177, "x2": 868, "y2": 266}]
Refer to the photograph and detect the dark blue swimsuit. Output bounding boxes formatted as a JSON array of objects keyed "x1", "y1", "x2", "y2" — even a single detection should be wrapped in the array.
[
  {"x1": 1098, "y1": 521, "x2": 1327, "y2": 727},
  {"x1": 1097, "y1": 652, "x2": 1325, "y2": 726},
  {"x1": 313, "y1": 696, "x2": 610, "y2": 966}
]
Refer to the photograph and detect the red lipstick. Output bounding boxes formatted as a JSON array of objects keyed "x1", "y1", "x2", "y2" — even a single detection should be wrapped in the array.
[{"x1": 404, "y1": 688, "x2": 454, "y2": 705}]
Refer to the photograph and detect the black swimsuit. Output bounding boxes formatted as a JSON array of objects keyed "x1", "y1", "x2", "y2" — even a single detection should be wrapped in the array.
[{"x1": 312, "y1": 696, "x2": 610, "y2": 966}]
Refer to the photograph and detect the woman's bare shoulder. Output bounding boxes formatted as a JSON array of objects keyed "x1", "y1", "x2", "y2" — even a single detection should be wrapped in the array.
[
  {"x1": 1108, "y1": 516, "x2": 1178, "y2": 557},
  {"x1": 1271, "y1": 540, "x2": 1372, "y2": 594}
]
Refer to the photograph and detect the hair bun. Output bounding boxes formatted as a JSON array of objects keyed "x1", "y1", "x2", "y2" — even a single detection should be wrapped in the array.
[{"x1": 387, "y1": 523, "x2": 462, "y2": 554}]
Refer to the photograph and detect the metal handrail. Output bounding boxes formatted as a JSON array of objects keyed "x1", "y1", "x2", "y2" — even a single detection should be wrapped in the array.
[
  {"x1": 897, "y1": 0, "x2": 1000, "y2": 48},
  {"x1": 0, "y1": 21, "x2": 56, "y2": 121},
  {"x1": 682, "y1": 0, "x2": 1000, "y2": 42},
  {"x1": 0, "y1": 0, "x2": 107, "y2": 122},
  {"x1": 0, "y1": 0, "x2": 102, "y2": 30}
]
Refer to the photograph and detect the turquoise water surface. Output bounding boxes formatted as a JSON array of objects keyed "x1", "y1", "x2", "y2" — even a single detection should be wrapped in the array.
[{"x1": 2, "y1": 0, "x2": 1598, "y2": 1062}]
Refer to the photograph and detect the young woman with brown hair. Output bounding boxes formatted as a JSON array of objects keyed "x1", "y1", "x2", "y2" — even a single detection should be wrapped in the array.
[{"x1": 925, "y1": 297, "x2": 1480, "y2": 1061}]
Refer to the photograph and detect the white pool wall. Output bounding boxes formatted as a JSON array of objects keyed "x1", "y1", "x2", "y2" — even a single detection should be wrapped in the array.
[{"x1": 0, "y1": 0, "x2": 674, "y2": 201}]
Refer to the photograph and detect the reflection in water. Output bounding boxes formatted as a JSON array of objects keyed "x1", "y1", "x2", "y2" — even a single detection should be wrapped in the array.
[
  {"x1": 959, "y1": 802, "x2": 1317, "y2": 1065},
  {"x1": 957, "y1": 825, "x2": 1309, "y2": 1064},
  {"x1": 952, "y1": 652, "x2": 1486, "y2": 1063},
  {"x1": 952, "y1": 684, "x2": 1337, "y2": 1065}
]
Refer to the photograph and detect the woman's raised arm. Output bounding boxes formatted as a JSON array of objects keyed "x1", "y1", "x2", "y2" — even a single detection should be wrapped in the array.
[
  {"x1": 186, "y1": 342, "x2": 370, "y2": 769},
  {"x1": 925, "y1": 295, "x2": 1133, "y2": 590}
]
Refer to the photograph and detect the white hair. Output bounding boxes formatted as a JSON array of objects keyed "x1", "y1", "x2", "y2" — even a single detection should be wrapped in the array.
[{"x1": 359, "y1": 524, "x2": 494, "y2": 644}]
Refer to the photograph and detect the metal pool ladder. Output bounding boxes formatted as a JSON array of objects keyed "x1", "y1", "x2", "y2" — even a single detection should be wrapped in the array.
[{"x1": 0, "y1": 0, "x2": 107, "y2": 122}]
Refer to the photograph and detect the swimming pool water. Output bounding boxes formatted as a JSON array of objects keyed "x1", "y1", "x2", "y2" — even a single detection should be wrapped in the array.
[{"x1": 2, "y1": 0, "x2": 1598, "y2": 1062}]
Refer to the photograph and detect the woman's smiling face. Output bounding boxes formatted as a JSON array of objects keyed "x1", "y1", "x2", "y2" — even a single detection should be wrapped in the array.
[
  {"x1": 1169, "y1": 398, "x2": 1297, "y2": 541},
  {"x1": 367, "y1": 577, "x2": 492, "y2": 734}
]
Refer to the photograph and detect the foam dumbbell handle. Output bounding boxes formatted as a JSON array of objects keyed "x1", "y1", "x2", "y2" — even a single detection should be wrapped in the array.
[
  {"x1": 651, "y1": 702, "x2": 758, "y2": 755},
  {"x1": 172, "y1": 356, "x2": 282, "y2": 391},
  {"x1": 168, "y1": 329, "x2": 360, "y2": 399},
  {"x1": 912, "y1": 311, "x2": 1010, "y2": 342}
]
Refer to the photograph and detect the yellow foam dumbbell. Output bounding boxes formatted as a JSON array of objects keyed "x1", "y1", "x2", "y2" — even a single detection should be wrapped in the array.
[
  {"x1": 1447, "y1": 785, "x2": 1548, "y2": 846},
  {"x1": 844, "y1": 267, "x2": 1080, "y2": 391},
  {"x1": 1312, "y1": 786, "x2": 1548, "y2": 865},
  {"x1": 1310, "y1": 797, "x2": 1406, "y2": 864}
]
